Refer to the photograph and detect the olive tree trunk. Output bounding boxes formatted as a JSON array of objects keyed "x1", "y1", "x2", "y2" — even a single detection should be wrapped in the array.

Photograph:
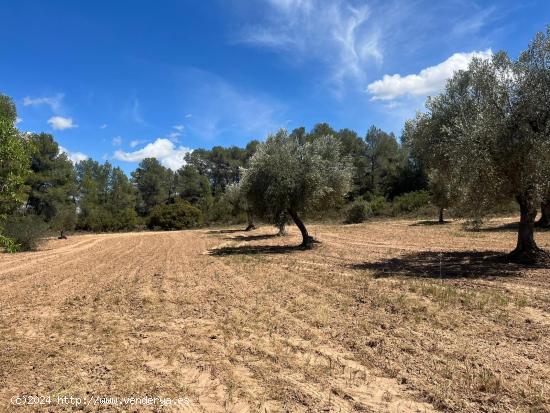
[
  {"x1": 438, "y1": 208, "x2": 445, "y2": 224},
  {"x1": 287, "y1": 208, "x2": 314, "y2": 247},
  {"x1": 510, "y1": 197, "x2": 549, "y2": 263},
  {"x1": 276, "y1": 210, "x2": 287, "y2": 236},
  {"x1": 58, "y1": 229, "x2": 67, "y2": 240},
  {"x1": 535, "y1": 201, "x2": 550, "y2": 228},
  {"x1": 244, "y1": 211, "x2": 255, "y2": 231}
]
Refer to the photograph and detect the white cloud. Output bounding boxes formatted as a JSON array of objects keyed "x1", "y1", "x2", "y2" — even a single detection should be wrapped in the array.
[
  {"x1": 173, "y1": 124, "x2": 184, "y2": 132},
  {"x1": 238, "y1": 0, "x2": 381, "y2": 92},
  {"x1": 100, "y1": 123, "x2": 108, "y2": 129},
  {"x1": 112, "y1": 136, "x2": 123, "y2": 146},
  {"x1": 366, "y1": 50, "x2": 492, "y2": 101},
  {"x1": 48, "y1": 116, "x2": 78, "y2": 130},
  {"x1": 184, "y1": 114, "x2": 192, "y2": 119},
  {"x1": 16, "y1": 117, "x2": 23, "y2": 124},
  {"x1": 113, "y1": 138, "x2": 191, "y2": 170},
  {"x1": 23, "y1": 93, "x2": 64, "y2": 112},
  {"x1": 59, "y1": 146, "x2": 88, "y2": 164}
]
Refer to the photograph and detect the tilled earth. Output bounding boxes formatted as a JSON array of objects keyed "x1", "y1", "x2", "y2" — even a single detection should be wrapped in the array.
[{"x1": 0, "y1": 218, "x2": 549, "y2": 412}]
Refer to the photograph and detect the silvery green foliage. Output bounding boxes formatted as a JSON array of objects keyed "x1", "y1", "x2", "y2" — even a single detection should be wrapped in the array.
[
  {"x1": 223, "y1": 181, "x2": 249, "y2": 213},
  {"x1": 427, "y1": 169, "x2": 452, "y2": 211},
  {"x1": 408, "y1": 27, "x2": 550, "y2": 220},
  {"x1": 240, "y1": 129, "x2": 353, "y2": 220},
  {"x1": 516, "y1": 27, "x2": 550, "y2": 200}
]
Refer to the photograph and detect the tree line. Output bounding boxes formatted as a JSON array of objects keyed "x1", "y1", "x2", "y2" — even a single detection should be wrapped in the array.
[{"x1": 0, "y1": 95, "x2": 429, "y2": 249}]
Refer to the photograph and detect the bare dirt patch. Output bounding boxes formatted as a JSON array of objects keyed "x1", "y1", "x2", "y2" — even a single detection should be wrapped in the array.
[{"x1": 0, "y1": 218, "x2": 548, "y2": 412}]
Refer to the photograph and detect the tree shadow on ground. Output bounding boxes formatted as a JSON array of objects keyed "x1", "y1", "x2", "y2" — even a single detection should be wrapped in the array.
[
  {"x1": 474, "y1": 222, "x2": 518, "y2": 233},
  {"x1": 409, "y1": 220, "x2": 450, "y2": 227},
  {"x1": 206, "y1": 229, "x2": 244, "y2": 234},
  {"x1": 209, "y1": 243, "x2": 307, "y2": 256},
  {"x1": 226, "y1": 234, "x2": 280, "y2": 241},
  {"x1": 347, "y1": 250, "x2": 545, "y2": 279}
]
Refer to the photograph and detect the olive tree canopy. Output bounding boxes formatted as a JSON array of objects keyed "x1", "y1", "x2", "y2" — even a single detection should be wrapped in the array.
[
  {"x1": 240, "y1": 129, "x2": 352, "y2": 247},
  {"x1": 406, "y1": 27, "x2": 550, "y2": 263}
]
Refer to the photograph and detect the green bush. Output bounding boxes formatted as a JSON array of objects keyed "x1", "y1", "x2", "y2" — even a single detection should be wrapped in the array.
[
  {"x1": 392, "y1": 190, "x2": 431, "y2": 214},
  {"x1": 78, "y1": 206, "x2": 137, "y2": 232},
  {"x1": 0, "y1": 235, "x2": 20, "y2": 253},
  {"x1": 207, "y1": 196, "x2": 247, "y2": 224},
  {"x1": 2, "y1": 214, "x2": 48, "y2": 251},
  {"x1": 369, "y1": 195, "x2": 391, "y2": 216},
  {"x1": 148, "y1": 199, "x2": 203, "y2": 230},
  {"x1": 344, "y1": 199, "x2": 372, "y2": 223}
]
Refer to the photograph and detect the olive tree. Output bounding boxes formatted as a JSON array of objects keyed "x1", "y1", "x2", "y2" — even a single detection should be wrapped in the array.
[
  {"x1": 240, "y1": 129, "x2": 352, "y2": 247},
  {"x1": 224, "y1": 182, "x2": 255, "y2": 231},
  {"x1": 428, "y1": 169, "x2": 452, "y2": 224},
  {"x1": 403, "y1": 115, "x2": 453, "y2": 224},
  {"x1": 51, "y1": 204, "x2": 77, "y2": 239},
  {"x1": 407, "y1": 28, "x2": 550, "y2": 263}
]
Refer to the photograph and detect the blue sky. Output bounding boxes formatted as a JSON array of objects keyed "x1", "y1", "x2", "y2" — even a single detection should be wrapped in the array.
[{"x1": 2, "y1": 0, "x2": 549, "y2": 172}]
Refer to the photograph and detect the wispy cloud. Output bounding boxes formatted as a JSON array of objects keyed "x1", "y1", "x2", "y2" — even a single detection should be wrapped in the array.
[
  {"x1": 113, "y1": 138, "x2": 191, "y2": 170},
  {"x1": 167, "y1": 131, "x2": 181, "y2": 141},
  {"x1": 123, "y1": 98, "x2": 144, "y2": 124},
  {"x1": 48, "y1": 116, "x2": 78, "y2": 130},
  {"x1": 451, "y1": 6, "x2": 496, "y2": 37},
  {"x1": 234, "y1": 0, "x2": 504, "y2": 98},
  {"x1": 100, "y1": 123, "x2": 108, "y2": 129},
  {"x1": 175, "y1": 68, "x2": 286, "y2": 142},
  {"x1": 112, "y1": 136, "x2": 123, "y2": 146},
  {"x1": 59, "y1": 146, "x2": 88, "y2": 164},
  {"x1": 238, "y1": 0, "x2": 380, "y2": 93},
  {"x1": 23, "y1": 93, "x2": 64, "y2": 112},
  {"x1": 173, "y1": 124, "x2": 184, "y2": 132},
  {"x1": 367, "y1": 50, "x2": 492, "y2": 101}
]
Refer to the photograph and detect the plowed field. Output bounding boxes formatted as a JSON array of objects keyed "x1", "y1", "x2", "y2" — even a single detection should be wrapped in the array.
[{"x1": 1, "y1": 218, "x2": 549, "y2": 412}]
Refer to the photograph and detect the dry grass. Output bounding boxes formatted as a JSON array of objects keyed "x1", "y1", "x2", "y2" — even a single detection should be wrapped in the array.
[{"x1": 0, "y1": 218, "x2": 549, "y2": 412}]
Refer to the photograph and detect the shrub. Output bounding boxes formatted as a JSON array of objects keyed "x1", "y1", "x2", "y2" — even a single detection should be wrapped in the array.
[
  {"x1": 0, "y1": 235, "x2": 20, "y2": 253},
  {"x1": 2, "y1": 214, "x2": 48, "y2": 251},
  {"x1": 207, "y1": 196, "x2": 236, "y2": 223},
  {"x1": 365, "y1": 195, "x2": 391, "y2": 216},
  {"x1": 345, "y1": 199, "x2": 372, "y2": 223},
  {"x1": 148, "y1": 200, "x2": 203, "y2": 230},
  {"x1": 50, "y1": 205, "x2": 77, "y2": 238},
  {"x1": 392, "y1": 190, "x2": 431, "y2": 214}
]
